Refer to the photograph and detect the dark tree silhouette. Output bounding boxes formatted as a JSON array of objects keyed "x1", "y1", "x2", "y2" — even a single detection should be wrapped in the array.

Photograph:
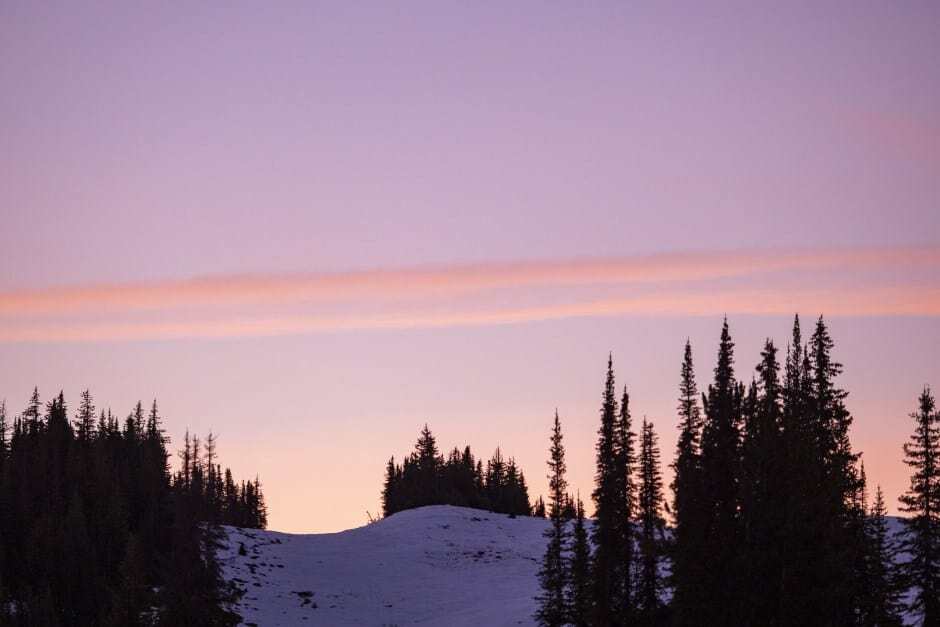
[
  {"x1": 0, "y1": 388, "x2": 265, "y2": 625},
  {"x1": 381, "y1": 425, "x2": 531, "y2": 518},
  {"x1": 698, "y1": 318, "x2": 744, "y2": 624},
  {"x1": 535, "y1": 411, "x2": 570, "y2": 626},
  {"x1": 669, "y1": 340, "x2": 707, "y2": 624},
  {"x1": 636, "y1": 418, "x2": 666, "y2": 626},
  {"x1": 568, "y1": 495, "x2": 592, "y2": 627},
  {"x1": 591, "y1": 354, "x2": 629, "y2": 625},
  {"x1": 898, "y1": 386, "x2": 940, "y2": 625}
]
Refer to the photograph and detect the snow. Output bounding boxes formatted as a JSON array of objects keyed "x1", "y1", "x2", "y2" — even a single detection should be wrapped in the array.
[
  {"x1": 218, "y1": 506, "x2": 550, "y2": 626},
  {"x1": 218, "y1": 507, "x2": 917, "y2": 626}
]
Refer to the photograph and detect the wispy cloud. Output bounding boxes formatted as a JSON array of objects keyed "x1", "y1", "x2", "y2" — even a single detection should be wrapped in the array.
[{"x1": 1, "y1": 246, "x2": 937, "y2": 342}]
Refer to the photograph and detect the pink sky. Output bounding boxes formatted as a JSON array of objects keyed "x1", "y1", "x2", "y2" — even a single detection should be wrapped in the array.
[{"x1": 1, "y1": 2, "x2": 938, "y2": 532}]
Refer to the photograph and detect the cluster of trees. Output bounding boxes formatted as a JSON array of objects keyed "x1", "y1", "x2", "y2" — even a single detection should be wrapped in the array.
[
  {"x1": 382, "y1": 425, "x2": 531, "y2": 517},
  {"x1": 536, "y1": 368, "x2": 667, "y2": 627},
  {"x1": 536, "y1": 315, "x2": 940, "y2": 626},
  {"x1": 0, "y1": 389, "x2": 266, "y2": 626},
  {"x1": 175, "y1": 431, "x2": 267, "y2": 529}
]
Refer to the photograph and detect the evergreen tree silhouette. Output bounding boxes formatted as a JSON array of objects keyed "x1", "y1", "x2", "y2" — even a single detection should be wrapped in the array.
[
  {"x1": 859, "y1": 485, "x2": 903, "y2": 626},
  {"x1": 591, "y1": 354, "x2": 626, "y2": 625},
  {"x1": 698, "y1": 318, "x2": 744, "y2": 625},
  {"x1": 535, "y1": 410, "x2": 570, "y2": 626},
  {"x1": 739, "y1": 339, "x2": 785, "y2": 624},
  {"x1": 614, "y1": 386, "x2": 637, "y2": 619},
  {"x1": 568, "y1": 495, "x2": 592, "y2": 627},
  {"x1": 636, "y1": 418, "x2": 666, "y2": 626},
  {"x1": 898, "y1": 386, "x2": 940, "y2": 625},
  {"x1": 669, "y1": 340, "x2": 707, "y2": 625}
]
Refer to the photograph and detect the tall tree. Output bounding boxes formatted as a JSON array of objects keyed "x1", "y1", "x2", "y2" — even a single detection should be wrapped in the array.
[
  {"x1": 808, "y1": 315, "x2": 863, "y2": 624},
  {"x1": 669, "y1": 340, "x2": 707, "y2": 625},
  {"x1": 636, "y1": 418, "x2": 666, "y2": 626},
  {"x1": 615, "y1": 386, "x2": 637, "y2": 619},
  {"x1": 568, "y1": 495, "x2": 592, "y2": 627},
  {"x1": 698, "y1": 318, "x2": 744, "y2": 625},
  {"x1": 898, "y1": 386, "x2": 940, "y2": 625},
  {"x1": 739, "y1": 339, "x2": 785, "y2": 625},
  {"x1": 535, "y1": 411, "x2": 570, "y2": 627},
  {"x1": 591, "y1": 354, "x2": 627, "y2": 625}
]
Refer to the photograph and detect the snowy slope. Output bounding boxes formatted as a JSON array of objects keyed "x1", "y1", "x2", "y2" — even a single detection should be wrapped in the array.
[
  {"x1": 218, "y1": 506, "x2": 550, "y2": 626},
  {"x1": 218, "y1": 508, "x2": 915, "y2": 627}
]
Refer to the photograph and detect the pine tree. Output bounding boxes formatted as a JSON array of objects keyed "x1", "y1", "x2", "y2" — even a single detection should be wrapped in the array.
[
  {"x1": 382, "y1": 456, "x2": 399, "y2": 516},
  {"x1": 591, "y1": 354, "x2": 627, "y2": 625},
  {"x1": 808, "y1": 316, "x2": 863, "y2": 624},
  {"x1": 568, "y1": 496, "x2": 592, "y2": 627},
  {"x1": 615, "y1": 386, "x2": 637, "y2": 619},
  {"x1": 669, "y1": 340, "x2": 707, "y2": 625},
  {"x1": 698, "y1": 318, "x2": 744, "y2": 625},
  {"x1": 898, "y1": 386, "x2": 940, "y2": 625},
  {"x1": 778, "y1": 314, "x2": 821, "y2": 625},
  {"x1": 535, "y1": 411, "x2": 570, "y2": 626},
  {"x1": 859, "y1": 486, "x2": 903, "y2": 627},
  {"x1": 75, "y1": 389, "x2": 96, "y2": 443},
  {"x1": 636, "y1": 418, "x2": 666, "y2": 626},
  {"x1": 739, "y1": 339, "x2": 785, "y2": 625}
]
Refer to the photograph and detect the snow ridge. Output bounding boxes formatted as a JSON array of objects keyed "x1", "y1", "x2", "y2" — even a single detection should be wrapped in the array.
[{"x1": 219, "y1": 505, "x2": 549, "y2": 626}]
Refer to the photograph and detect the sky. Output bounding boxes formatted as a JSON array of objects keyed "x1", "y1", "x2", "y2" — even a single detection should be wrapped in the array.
[{"x1": 1, "y1": 1, "x2": 938, "y2": 532}]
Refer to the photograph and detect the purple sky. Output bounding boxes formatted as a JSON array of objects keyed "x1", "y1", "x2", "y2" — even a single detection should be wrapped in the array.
[{"x1": 1, "y1": 2, "x2": 938, "y2": 531}]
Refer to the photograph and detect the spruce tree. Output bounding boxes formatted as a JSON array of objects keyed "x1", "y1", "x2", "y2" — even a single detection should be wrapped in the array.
[
  {"x1": 698, "y1": 318, "x2": 743, "y2": 625},
  {"x1": 382, "y1": 456, "x2": 399, "y2": 516},
  {"x1": 859, "y1": 486, "x2": 903, "y2": 627},
  {"x1": 808, "y1": 316, "x2": 863, "y2": 624},
  {"x1": 636, "y1": 418, "x2": 666, "y2": 626},
  {"x1": 778, "y1": 314, "x2": 821, "y2": 625},
  {"x1": 535, "y1": 411, "x2": 570, "y2": 627},
  {"x1": 591, "y1": 354, "x2": 626, "y2": 625},
  {"x1": 669, "y1": 340, "x2": 707, "y2": 625},
  {"x1": 615, "y1": 386, "x2": 637, "y2": 619},
  {"x1": 568, "y1": 496, "x2": 592, "y2": 627},
  {"x1": 898, "y1": 386, "x2": 940, "y2": 625},
  {"x1": 739, "y1": 340, "x2": 785, "y2": 625}
]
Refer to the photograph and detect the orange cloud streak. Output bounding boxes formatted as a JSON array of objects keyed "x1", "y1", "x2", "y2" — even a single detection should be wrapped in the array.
[
  {"x1": 2, "y1": 284, "x2": 938, "y2": 343},
  {"x1": 1, "y1": 246, "x2": 938, "y2": 317}
]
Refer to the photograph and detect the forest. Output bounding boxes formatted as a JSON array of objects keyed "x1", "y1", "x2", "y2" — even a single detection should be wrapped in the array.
[
  {"x1": 534, "y1": 315, "x2": 940, "y2": 627},
  {"x1": 382, "y1": 425, "x2": 533, "y2": 518},
  {"x1": 0, "y1": 391, "x2": 266, "y2": 626}
]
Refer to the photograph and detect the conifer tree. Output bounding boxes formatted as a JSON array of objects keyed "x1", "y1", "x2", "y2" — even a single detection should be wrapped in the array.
[
  {"x1": 778, "y1": 315, "x2": 821, "y2": 625},
  {"x1": 75, "y1": 389, "x2": 96, "y2": 443},
  {"x1": 533, "y1": 496, "x2": 547, "y2": 518},
  {"x1": 739, "y1": 339, "x2": 785, "y2": 625},
  {"x1": 669, "y1": 340, "x2": 707, "y2": 624},
  {"x1": 859, "y1": 486, "x2": 903, "y2": 627},
  {"x1": 808, "y1": 316, "x2": 863, "y2": 624},
  {"x1": 567, "y1": 495, "x2": 592, "y2": 627},
  {"x1": 591, "y1": 354, "x2": 626, "y2": 625},
  {"x1": 698, "y1": 318, "x2": 744, "y2": 625},
  {"x1": 898, "y1": 386, "x2": 940, "y2": 625},
  {"x1": 536, "y1": 411, "x2": 570, "y2": 627},
  {"x1": 615, "y1": 386, "x2": 637, "y2": 618},
  {"x1": 636, "y1": 418, "x2": 666, "y2": 626},
  {"x1": 382, "y1": 456, "x2": 399, "y2": 517}
]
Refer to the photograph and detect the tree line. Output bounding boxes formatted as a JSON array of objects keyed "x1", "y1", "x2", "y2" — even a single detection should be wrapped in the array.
[
  {"x1": 536, "y1": 315, "x2": 940, "y2": 627},
  {"x1": 0, "y1": 389, "x2": 266, "y2": 626},
  {"x1": 382, "y1": 424, "x2": 532, "y2": 517}
]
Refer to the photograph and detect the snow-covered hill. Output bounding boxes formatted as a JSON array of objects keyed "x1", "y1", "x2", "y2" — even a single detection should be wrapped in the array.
[
  {"x1": 218, "y1": 507, "x2": 915, "y2": 627},
  {"x1": 218, "y1": 506, "x2": 550, "y2": 626}
]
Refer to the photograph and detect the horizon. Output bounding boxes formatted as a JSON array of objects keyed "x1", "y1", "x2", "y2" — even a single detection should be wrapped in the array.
[{"x1": 2, "y1": 2, "x2": 939, "y2": 534}]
